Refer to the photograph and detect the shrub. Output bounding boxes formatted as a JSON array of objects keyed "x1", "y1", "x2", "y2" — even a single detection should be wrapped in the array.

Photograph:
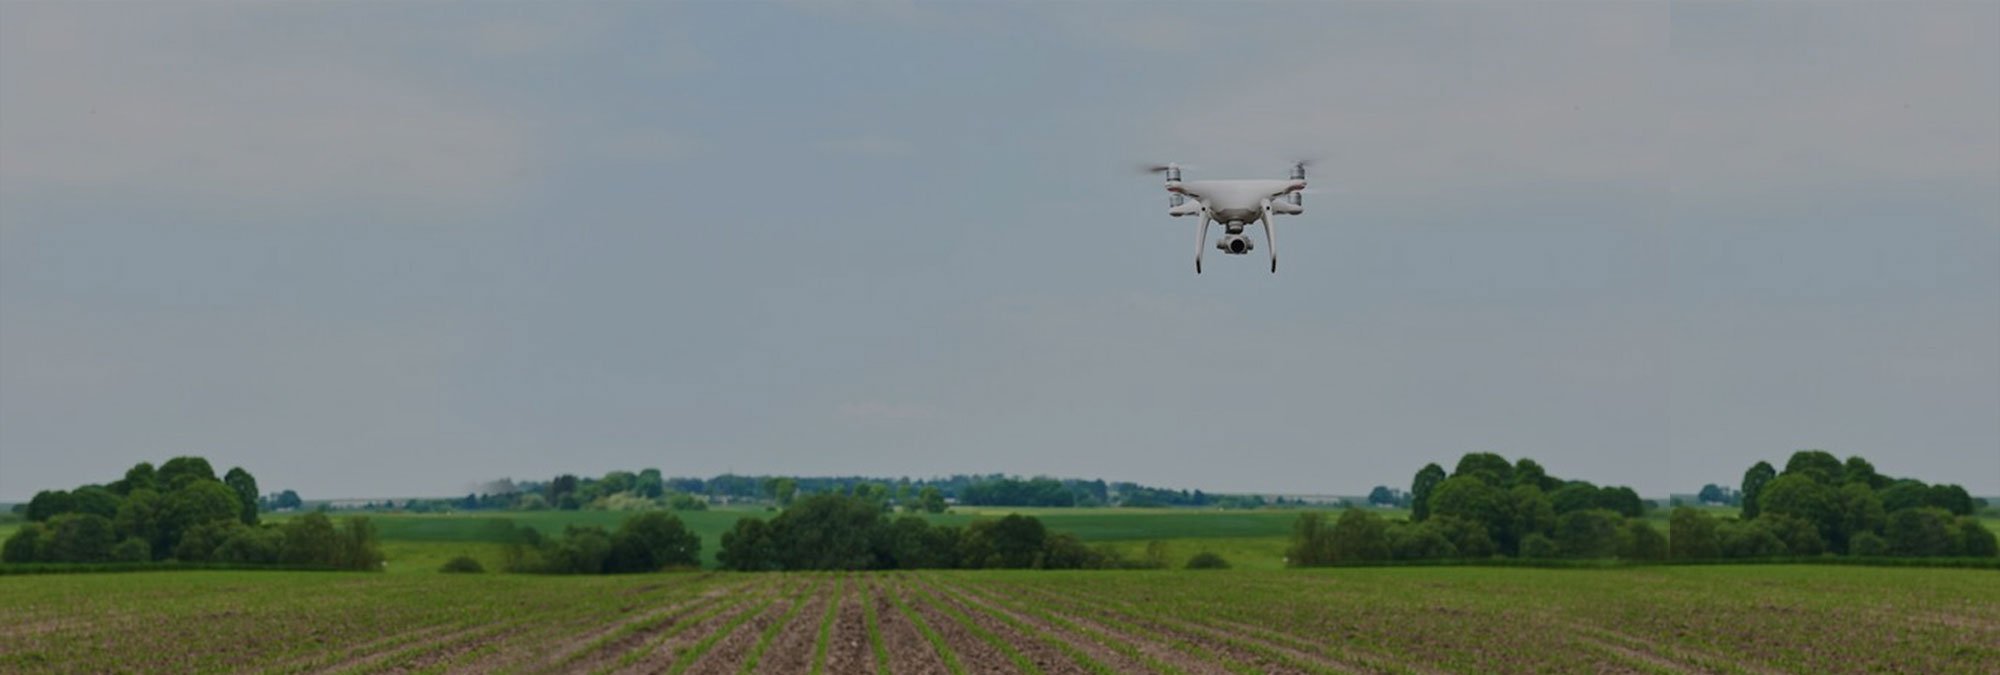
[
  {"x1": 3, "y1": 524, "x2": 45, "y2": 563},
  {"x1": 439, "y1": 555, "x2": 486, "y2": 573},
  {"x1": 111, "y1": 537, "x2": 149, "y2": 563},
  {"x1": 1185, "y1": 552, "x2": 1230, "y2": 569},
  {"x1": 1849, "y1": 531, "x2": 1889, "y2": 557},
  {"x1": 1519, "y1": 533, "x2": 1558, "y2": 559}
]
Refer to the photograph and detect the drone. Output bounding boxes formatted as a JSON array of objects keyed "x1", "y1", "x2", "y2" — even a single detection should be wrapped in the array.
[{"x1": 1147, "y1": 162, "x2": 1309, "y2": 273}]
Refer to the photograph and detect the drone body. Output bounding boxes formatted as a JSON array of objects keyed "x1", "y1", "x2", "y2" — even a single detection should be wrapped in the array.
[{"x1": 1152, "y1": 163, "x2": 1309, "y2": 273}]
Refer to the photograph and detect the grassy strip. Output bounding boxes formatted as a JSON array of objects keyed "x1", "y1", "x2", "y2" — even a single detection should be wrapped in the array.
[
  {"x1": 810, "y1": 575, "x2": 844, "y2": 675},
  {"x1": 944, "y1": 577, "x2": 1182, "y2": 675},
  {"x1": 916, "y1": 576, "x2": 1116, "y2": 675},
  {"x1": 740, "y1": 576, "x2": 819, "y2": 673},
  {"x1": 1290, "y1": 556, "x2": 2000, "y2": 570},
  {"x1": 666, "y1": 585, "x2": 783, "y2": 675},
  {"x1": 0, "y1": 561, "x2": 361, "y2": 575},
  {"x1": 881, "y1": 575, "x2": 966, "y2": 675},
  {"x1": 906, "y1": 580, "x2": 1043, "y2": 675},
  {"x1": 862, "y1": 577, "x2": 890, "y2": 675}
]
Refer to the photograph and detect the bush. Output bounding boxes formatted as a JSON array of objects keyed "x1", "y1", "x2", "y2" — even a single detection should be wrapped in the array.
[
  {"x1": 1185, "y1": 552, "x2": 1230, "y2": 569},
  {"x1": 3, "y1": 524, "x2": 45, "y2": 563},
  {"x1": 439, "y1": 555, "x2": 486, "y2": 573}
]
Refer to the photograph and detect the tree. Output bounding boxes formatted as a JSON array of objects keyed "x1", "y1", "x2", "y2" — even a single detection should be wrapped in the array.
[
  {"x1": 913, "y1": 486, "x2": 948, "y2": 514},
  {"x1": 1697, "y1": 484, "x2": 1728, "y2": 505},
  {"x1": 1782, "y1": 450, "x2": 1843, "y2": 485},
  {"x1": 1506, "y1": 484, "x2": 1557, "y2": 552},
  {"x1": 1618, "y1": 520, "x2": 1668, "y2": 561},
  {"x1": 1716, "y1": 520, "x2": 1787, "y2": 558},
  {"x1": 1878, "y1": 480, "x2": 1929, "y2": 513},
  {"x1": 763, "y1": 477, "x2": 799, "y2": 507},
  {"x1": 1958, "y1": 517, "x2": 1998, "y2": 558},
  {"x1": 1841, "y1": 456, "x2": 1886, "y2": 489},
  {"x1": 1286, "y1": 512, "x2": 1337, "y2": 567},
  {"x1": 1512, "y1": 458, "x2": 1561, "y2": 492},
  {"x1": 68, "y1": 486, "x2": 122, "y2": 519},
  {"x1": 114, "y1": 489, "x2": 170, "y2": 559},
  {"x1": 1329, "y1": 508, "x2": 1391, "y2": 562},
  {"x1": 1428, "y1": 516, "x2": 1497, "y2": 558},
  {"x1": 274, "y1": 489, "x2": 303, "y2": 511},
  {"x1": 113, "y1": 462, "x2": 157, "y2": 496},
  {"x1": 3, "y1": 524, "x2": 44, "y2": 563},
  {"x1": 599, "y1": 470, "x2": 637, "y2": 496},
  {"x1": 1759, "y1": 514, "x2": 1824, "y2": 556},
  {"x1": 223, "y1": 468, "x2": 259, "y2": 525},
  {"x1": 1185, "y1": 552, "x2": 1231, "y2": 569},
  {"x1": 1427, "y1": 476, "x2": 1508, "y2": 552},
  {"x1": 157, "y1": 456, "x2": 217, "y2": 490},
  {"x1": 25, "y1": 490, "x2": 74, "y2": 522},
  {"x1": 1669, "y1": 508, "x2": 1721, "y2": 560},
  {"x1": 281, "y1": 512, "x2": 343, "y2": 566},
  {"x1": 1452, "y1": 453, "x2": 1514, "y2": 487},
  {"x1": 1849, "y1": 532, "x2": 1889, "y2": 557},
  {"x1": 635, "y1": 469, "x2": 666, "y2": 499},
  {"x1": 962, "y1": 514, "x2": 1047, "y2": 569},
  {"x1": 1757, "y1": 474, "x2": 1839, "y2": 546},
  {"x1": 770, "y1": 493, "x2": 884, "y2": 570},
  {"x1": 1925, "y1": 484, "x2": 1975, "y2": 516},
  {"x1": 1387, "y1": 522, "x2": 1458, "y2": 560},
  {"x1": 1553, "y1": 509, "x2": 1621, "y2": 558},
  {"x1": 1549, "y1": 482, "x2": 1601, "y2": 515},
  {"x1": 1885, "y1": 508, "x2": 1959, "y2": 557},
  {"x1": 42, "y1": 513, "x2": 119, "y2": 563},
  {"x1": 605, "y1": 511, "x2": 700, "y2": 572},
  {"x1": 1594, "y1": 486, "x2": 1646, "y2": 518},
  {"x1": 1410, "y1": 463, "x2": 1446, "y2": 522},
  {"x1": 164, "y1": 480, "x2": 243, "y2": 551},
  {"x1": 1367, "y1": 486, "x2": 1397, "y2": 507},
  {"x1": 174, "y1": 521, "x2": 244, "y2": 562},
  {"x1": 1740, "y1": 461, "x2": 1776, "y2": 520},
  {"x1": 1519, "y1": 533, "x2": 1558, "y2": 559},
  {"x1": 1833, "y1": 482, "x2": 1885, "y2": 554},
  {"x1": 718, "y1": 518, "x2": 779, "y2": 571}
]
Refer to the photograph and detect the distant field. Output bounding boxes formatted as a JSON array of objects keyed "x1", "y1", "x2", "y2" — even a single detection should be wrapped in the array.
[{"x1": 4, "y1": 566, "x2": 1994, "y2": 673}]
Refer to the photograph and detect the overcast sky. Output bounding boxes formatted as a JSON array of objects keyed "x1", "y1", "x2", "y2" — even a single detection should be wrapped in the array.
[{"x1": 3, "y1": 1, "x2": 1995, "y2": 501}]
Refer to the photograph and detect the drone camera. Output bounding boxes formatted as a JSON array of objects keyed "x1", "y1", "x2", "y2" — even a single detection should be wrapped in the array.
[{"x1": 1217, "y1": 234, "x2": 1254, "y2": 254}]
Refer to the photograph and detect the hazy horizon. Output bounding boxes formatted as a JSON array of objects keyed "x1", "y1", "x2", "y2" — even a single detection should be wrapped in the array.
[{"x1": 4, "y1": 2, "x2": 1996, "y2": 502}]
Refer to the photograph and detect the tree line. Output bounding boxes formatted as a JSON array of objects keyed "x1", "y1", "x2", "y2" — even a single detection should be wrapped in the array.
[
  {"x1": 2, "y1": 457, "x2": 381, "y2": 570},
  {"x1": 1671, "y1": 451, "x2": 1994, "y2": 559},
  {"x1": 715, "y1": 491, "x2": 1193, "y2": 571},
  {"x1": 1290, "y1": 453, "x2": 1665, "y2": 565}
]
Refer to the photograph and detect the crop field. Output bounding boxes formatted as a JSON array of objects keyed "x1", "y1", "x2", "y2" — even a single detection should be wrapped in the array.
[{"x1": 4, "y1": 566, "x2": 1996, "y2": 674}]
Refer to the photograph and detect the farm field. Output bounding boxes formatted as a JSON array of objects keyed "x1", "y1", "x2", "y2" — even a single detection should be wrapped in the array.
[{"x1": 4, "y1": 566, "x2": 1996, "y2": 674}]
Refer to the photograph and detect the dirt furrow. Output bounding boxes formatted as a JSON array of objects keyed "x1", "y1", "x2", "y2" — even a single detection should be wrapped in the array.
[
  {"x1": 265, "y1": 621, "x2": 458, "y2": 674},
  {"x1": 910, "y1": 577, "x2": 1113, "y2": 675},
  {"x1": 304, "y1": 623, "x2": 492, "y2": 675},
  {"x1": 463, "y1": 580, "x2": 734, "y2": 674},
  {"x1": 920, "y1": 577, "x2": 1145, "y2": 675},
  {"x1": 868, "y1": 575, "x2": 950, "y2": 675},
  {"x1": 991, "y1": 580, "x2": 1360, "y2": 675},
  {"x1": 1572, "y1": 634, "x2": 1706, "y2": 675},
  {"x1": 884, "y1": 578, "x2": 1016, "y2": 675},
  {"x1": 823, "y1": 575, "x2": 874, "y2": 675},
  {"x1": 947, "y1": 579, "x2": 1226, "y2": 675},
  {"x1": 684, "y1": 591, "x2": 798, "y2": 675},
  {"x1": 754, "y1": 578, "x2": 834, "y2": 675},
  {"x1": 594, "y1": 581, "x2": 781, "y2": 675}
]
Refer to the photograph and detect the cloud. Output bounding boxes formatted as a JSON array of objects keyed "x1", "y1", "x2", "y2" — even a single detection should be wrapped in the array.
[{"x1": 0, "y1": 3, "x2": 533, "y2": 222}]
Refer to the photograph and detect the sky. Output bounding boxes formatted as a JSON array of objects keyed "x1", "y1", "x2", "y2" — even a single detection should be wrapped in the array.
[{"x1": 2, "y1": 1, "x2": 1995, "y2": 501}]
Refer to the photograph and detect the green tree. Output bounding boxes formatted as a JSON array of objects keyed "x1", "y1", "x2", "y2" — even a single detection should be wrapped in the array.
[
  {"x1": 112, "y1": 462, "x2": 157, "y2": 496},
  {"x1": 164, "y1": 480, "x2": 243, "y2": 551},
  {"x1": 1757, "y1": 474, "x2": 1839, "y2": 545},
  {"x1": 1958, "y1": 517, "x2": 1998, "y2": 558},
  {"x1": 763, "y1": 477, "x2": 799, "y2": 507},
  {"x1": 1549, "y1": 482, "x2": 1601, "y2": 515},
  {"x1": 1593, "y1": 486, "x2": 1646, "y2": 518},
  {"x1": 156, "y1": 456, "x2": 217, "y2": 490},
  {"x1": 1452, "y1": 452, "x2": 1514, "y2": 487},
  {"x1": 1427, "y1": 476, "x2": 1509, "y2": 552},
  {"x1": 1618, "y1": 520, "x2": 1668, "y2": 561},
  {"x1": 1740, "y1": 461, "x2": 1776, "y2": 519},
  {"x1": 599, "y1": 470, "x2": 637, "y2": 496},
  {"x1": 1759, "y1": 514, "x2": 1824, "y2": 556},
  {"x1": 1925, "y1": 484, "x2": 1976, "y2": 516},
  {"x1": 1387, "y1": 522, "x2": 1458, "y2": 560},
  {"x1": 214, "y1": 527, "x2": 285, "y2": 564},
  {"x1": 2, "y1": 524, "x2": 45, "y2": 563},
  {"x1": 1329, "y1": 508, "x2": 1392, "y2": 562},
  {"x1": 1669, "y1": 508, "x2": 1721, "y2": 560},
  {"x1": 222, "y1": 468, "x2": 259, "y2": 525},
  {"x1": 635, "y1": 469, "x2": 666, "y2": 499},
  {"x1": 111, "y1": 537, "x2": 149, "y2": 563},
  {"x1": 174, "y1": 521, "x2": 244, "y2": 562},
  {"x1": 961, "y1": 514, "x2": 1047, "y2": 569},
  {"x1": 1782, "y1": 450, "x2": 1843, "y2": 485},
  {"x1": 1841, "y1": 456, "x2": 1886, "y2": 489},
  {"x1": 1553, "y1": 509, "x2": 1621, "y2": 558},
  {"x1": 43, "y1": 513, "x2": 119, "y2": 563},
  {"x1": 1885, "y1": 508, "x2": 1960, "y2": 557},
  {"x1": 1507, "y1": 484, "x2": 1557, "y2": 551},
  {"x1": 1410, "y1": 463, "x2": 1447, "y2": 522},
  {"x1": 1834, "y1": 482, "x2": 1885, "y2": 553},
  {"x1": 717, "y1": 518, "x2": 779, "y2": 571},
  {"x1": 604, "y1": 511, "x2": 700, "y2": 572},
  {"x1": 1519, "y1": 533, "x2": 1558, "y2": 558},
  {"x1": 1428, "y1": 515, "x2": 1497, "y2": 558},
  {"x1": 1878, "y1": 480, "x2": 1930, "y2": 513},
  {"x1": 913, "y1": 486, "x2": 948, "y2": 514},
  {"x1": 1511, "y1": 458, "x2": 1561, "y2": 491},
  {"x1": 114, "y1": 489, "x2": 169, "y2": 560},
  {"x1": 1849, "y1": 531, "x2": 1889, "y2": 557},
  {"x1": 25, "y1": 490, "x2": 74, "y2": 522},
  {"x1": 281, "y1": 512, "x2": 342, "y2": 566},
  {"x1": 770, "y1": 493, "x2": 884, "y2": 570},
  {"x1": 1717, "y1": 520, "x2": 1787, "y2": 558},
  {"x1": 68, "y1": 486, "x2": 122, "y2": 519},
  {"x1": 1185, "y1": 552, "x2": 1231, "y2": 569},
  {"x1": 1286, "y1": 512, "x2": 1337, "y2": 567}
]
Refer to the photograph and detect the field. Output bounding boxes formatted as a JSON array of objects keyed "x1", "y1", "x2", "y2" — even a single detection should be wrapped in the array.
[{"x1": 4, "y1": 566, "x2": 1996, "y2": 674}]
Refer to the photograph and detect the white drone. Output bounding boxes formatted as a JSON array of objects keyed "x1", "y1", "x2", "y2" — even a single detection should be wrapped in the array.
[{"x1": 1147, "y1": 162, "x2": 1309, "y2": 273}]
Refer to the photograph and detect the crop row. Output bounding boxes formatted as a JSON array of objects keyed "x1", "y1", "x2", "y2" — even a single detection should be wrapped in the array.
[{"x1": 2, "y1": 566, "x2": 1994, "y2": 674}]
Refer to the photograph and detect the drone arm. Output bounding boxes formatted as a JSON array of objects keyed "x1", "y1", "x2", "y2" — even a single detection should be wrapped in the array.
[
  {"x1": 1261, "y1": 201, "x2": 1278, "y2": 273},
  {"x1": 1194, "y1": 213, "x2": 1211, "y2": 274}
]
